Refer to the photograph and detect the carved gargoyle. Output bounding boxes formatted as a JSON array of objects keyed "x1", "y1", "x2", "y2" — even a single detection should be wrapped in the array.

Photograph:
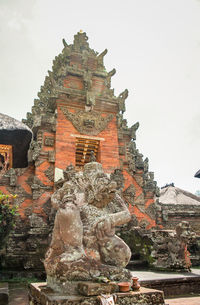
[
  {"x1": 97, "y1": 49, "x2": 108, "y2": 69},
  {"x1": 129, "y1": 122, "x2": 139, "y2": 140},
  {"x1": 105, "y1": 69, "x2": 116, "y2": 88},
  {"x1": 118, "y1": 89, "x2": 128, "y2": 114}
]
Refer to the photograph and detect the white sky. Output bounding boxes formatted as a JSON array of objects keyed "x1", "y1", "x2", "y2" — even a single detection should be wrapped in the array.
[{"x1": 0, "y1": 0, "x2": 199, "y2": 194}]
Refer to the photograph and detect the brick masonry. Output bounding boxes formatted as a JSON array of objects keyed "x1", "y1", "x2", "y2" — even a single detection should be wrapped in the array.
[{"x1": 0, "y1": 32, "x2": 159, "y2": 273}]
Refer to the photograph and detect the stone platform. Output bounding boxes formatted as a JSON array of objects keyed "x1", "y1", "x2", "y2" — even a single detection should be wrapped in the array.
[
  {"x1": 132, "y1": 269, "x2": 200, "y2": 297},
  {"x1": 28, "y1": 282, "x2": 165, "y2": 305}
]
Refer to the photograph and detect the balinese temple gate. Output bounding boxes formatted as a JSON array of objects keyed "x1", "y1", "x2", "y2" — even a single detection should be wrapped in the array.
[{"x1": 1, "y1": 31, "x2": 160, "y2": 273}]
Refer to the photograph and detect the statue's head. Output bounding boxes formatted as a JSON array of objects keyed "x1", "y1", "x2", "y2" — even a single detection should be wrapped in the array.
[
  {"x1": 60, "y1": 182, "x2": 76, "y2": 208},
  {"x1": 176, "y1": 221, "x2": 191, "y2": 242},
  {"x1": 84, "y1": 162, "x2": 117, "y2": 208},
  {"x1": 63, "y1": 164, "x2": 76, "y2": 181}
]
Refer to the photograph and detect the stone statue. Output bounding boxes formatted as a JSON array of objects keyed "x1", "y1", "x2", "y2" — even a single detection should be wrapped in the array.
[
  {"x1": 89, "y1": 150, "x2": 96, "y2": 162},
  {"x1": 44, "y1": 162, "x2": 132, "y2": 293},
  {"x1": 167, "y1": 222, "x2": 193, "y2": 271}
]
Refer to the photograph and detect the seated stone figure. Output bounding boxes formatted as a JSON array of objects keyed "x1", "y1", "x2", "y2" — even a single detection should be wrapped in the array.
[{"x1": 44, "y1": 162, "x2": 132, "y2": 292}]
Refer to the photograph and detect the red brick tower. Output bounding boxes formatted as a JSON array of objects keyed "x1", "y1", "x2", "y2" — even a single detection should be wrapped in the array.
[{"x1": 0, "y1": 32, "x2": 159, "y2": 272}]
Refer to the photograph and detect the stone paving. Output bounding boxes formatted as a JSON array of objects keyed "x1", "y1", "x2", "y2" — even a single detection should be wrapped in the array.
[
  {"x1": 9, "y1": 283, "x2": 28, "y2": 305},
  {"x1": 166, "y1": 296, "x2": 200, "y2": 304},
  {"x1": 131, "y1": 268, "x2": 200, "y2": 281}
]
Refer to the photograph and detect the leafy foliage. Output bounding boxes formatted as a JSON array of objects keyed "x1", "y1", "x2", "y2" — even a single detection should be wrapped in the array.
[{"x1": 0, "y1": 190, "x2": 18, "y2": 246}]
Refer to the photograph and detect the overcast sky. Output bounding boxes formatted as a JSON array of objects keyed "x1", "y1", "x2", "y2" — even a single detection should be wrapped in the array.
[{"x1": 0, "y1": 0, "x2": 199, "y2": 194}]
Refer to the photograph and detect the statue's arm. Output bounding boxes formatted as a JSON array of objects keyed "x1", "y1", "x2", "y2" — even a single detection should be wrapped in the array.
[
  {"x1": 96, "y1": 194, "x2": 131, "y2": 241},
  {"x1": 110, "y1": 194, "x2": 131, "y2": 226}
]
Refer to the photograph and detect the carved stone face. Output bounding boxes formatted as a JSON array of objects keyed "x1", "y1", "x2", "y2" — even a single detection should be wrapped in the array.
[
  {"x1": 60, "y1": 184, "x2": 76, "y2": 208},
  {"x1": 83, "y1": 119, "x2": 95, "y2": 128},
  {"x1": 62, "y1": 193, "x2": 75, "y2": 203},
  {"x1": 86, "y1": 173, "x2": 117, "y2": 208},
  {"x1": 176, "y1": 221, "x2": 191, "y2": 241}
]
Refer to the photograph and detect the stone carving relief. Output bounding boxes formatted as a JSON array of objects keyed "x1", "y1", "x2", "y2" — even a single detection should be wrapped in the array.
[
  {"x1": 61, "y1": 107, "x2": 114, "y2": 136},
  {"x1": 127, "y1": 141, "x2": 137, "y2": 174},
  {"x1": 110, "y1": 169, "x2": 125, "y2": 192},
  {"x1": 136, "y1": 152, "x2": 144, "y2": 169},
  {"x1": 44, "y1": 136, "x2": 55, "y2": 147},
  {"x1": 44, "y1": 165, "x2": 54, "y2": 182},
  {"x1": 143, "y1": 172, "x2": 159, "y2": 195},
  {"x1": 28, "y1": 140, "x2": 42, "y2": 163},
  {"x1": 117, "y1": 89, "x2": 128, "y2": 114},
  {"x1": 123, "y1": 184, "x2": 135, "y2": 206},
  {"x1": 118, "y1": 146, "x2": 125, "y2": 156},
  {"x1": 105, "y1": 69, "x2": 116, "y2": 89},
  {"x1": 48, "y1": 151, "x2": 55, "y2": 163},
  {"x1": 73, "y1": 31, "x2": 91, "y2": 53},
  {"x1": 44, "y1": 162, "x2": 132, "y2": 293},
  {"x1": 129, "y1": 122, "x2": 139, "y2": 141},
  {"x1": 8, "y1": 168, "x2": 17, "y2": 187},
  {"x1": 144, "y1": 157, "x2": 149, "y2": 173},
  {"x1": 83, "y1": 71, "x2": 93, "y2": 91},
  {"x1": 151, "y1": 221, "x2": 194, "y2": 271},
  {"x1": 97, "y1": 49, "x2": 107, "y2": 70},
  {"x1": 31, "y1": 176, "x2": 52, "y2": 200}
]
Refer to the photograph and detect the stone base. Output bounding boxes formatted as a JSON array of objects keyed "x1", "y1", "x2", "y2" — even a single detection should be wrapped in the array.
[
  {"x1": 46, "y1": 276, "x2": 118, "y2": 295},
  {"x1": 28, "y1": 282, "x2": 165, "y2": 305}
]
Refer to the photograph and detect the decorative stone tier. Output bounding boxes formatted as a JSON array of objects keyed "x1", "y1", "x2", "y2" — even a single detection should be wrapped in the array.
[{"x1": 28, "y1": 282, "x2": 165, "y2": 305}]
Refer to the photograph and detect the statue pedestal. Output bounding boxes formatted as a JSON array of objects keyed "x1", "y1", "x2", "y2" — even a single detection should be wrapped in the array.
[{"x1": 28, "y1": 282, "x2": 165, "y2": 305}]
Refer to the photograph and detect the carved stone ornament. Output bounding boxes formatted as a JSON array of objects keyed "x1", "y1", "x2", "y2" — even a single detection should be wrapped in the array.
[
  {"x1": 61, "y1": 107, "x2": 114, "y2": 136},
  {"x1": 44, "y1": 165, "x2": 54, "y2": 182},
  {"x1": 123, "y1": 184, "x2": 135, "y2": 206},
  {"x1": 44, "y1": 136, "x2": 55, "y2": 147}
]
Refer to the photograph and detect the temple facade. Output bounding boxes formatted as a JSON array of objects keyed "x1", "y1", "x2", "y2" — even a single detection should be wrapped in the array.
[{"x1": 0, "y1": 32, "x2": 161, "y2": 272}]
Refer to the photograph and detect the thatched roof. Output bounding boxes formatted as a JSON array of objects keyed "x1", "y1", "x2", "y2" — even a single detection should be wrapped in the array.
[
  {"x1": 0, "y1": 113, "x2": 31, "y2": 132},
  {"x1": 160, "y1": 185, "x2": 200, "y2": 206},
  {"x1": 0, "y1": 113, "x2": 32, "y2": 168}
]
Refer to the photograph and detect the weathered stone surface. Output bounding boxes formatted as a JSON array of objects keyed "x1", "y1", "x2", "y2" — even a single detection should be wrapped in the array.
[
  {"x1": 151, "y1": 222, "x2": 193, "y2": 271},
  {"x1": 123, "y1": 184, "x2": 135, "y2": 206},
  {"x1": 78, "y1": 282, "x2": 117, "y2": 296},
  {"x1": 60, "y1": 107, "x2": 114, "y2": 136},
  {"x1": 29, "y1": 282, "x2": 165, "y2": 305},
  {"x1": 44, "y1": 162, "x2": 132, "y2": 291},
  {"x1": 44, "y1": 136, "x2": 55, "y2": 147}
]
